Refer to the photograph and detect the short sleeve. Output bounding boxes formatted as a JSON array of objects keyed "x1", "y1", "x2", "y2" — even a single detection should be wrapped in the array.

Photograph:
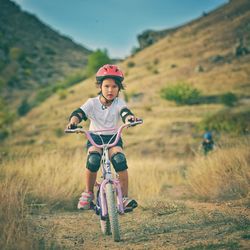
[
  {"x1": 80, "y1": 98, "x2": 93, "y2": 118},
  {"x1": 117, "y1": 98, "x2": 127, "y2": 113}
]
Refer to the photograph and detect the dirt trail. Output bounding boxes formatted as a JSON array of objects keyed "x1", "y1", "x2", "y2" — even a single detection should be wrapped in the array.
[{"x1": 30, "y1": 188, "x2": 250, "y2": 250}]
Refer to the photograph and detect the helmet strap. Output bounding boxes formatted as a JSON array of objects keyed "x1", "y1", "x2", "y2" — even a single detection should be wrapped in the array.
[{"x1": 100, "y1": 92, "x2": 116, "y2": 109}]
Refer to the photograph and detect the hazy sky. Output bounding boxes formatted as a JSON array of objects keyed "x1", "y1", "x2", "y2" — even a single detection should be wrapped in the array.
[{"x1": 12, "y1": 0, "x2": 228, "y2": 58}]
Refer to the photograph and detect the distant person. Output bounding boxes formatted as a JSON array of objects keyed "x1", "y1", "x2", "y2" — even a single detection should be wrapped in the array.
[
  {"x1": 201, "y1": 132, "x2": 215, "y2": 155},
  {"x1": 66, "y1": 64, "x2": 141, "y2": 212}
]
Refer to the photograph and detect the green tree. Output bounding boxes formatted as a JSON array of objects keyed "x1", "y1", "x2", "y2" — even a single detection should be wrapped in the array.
[{"x1": 86, "y1": 49, "x2": 111, "y2": 77}]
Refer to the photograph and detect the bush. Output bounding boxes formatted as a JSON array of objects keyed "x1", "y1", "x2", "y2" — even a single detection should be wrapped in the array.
[
  {"x1": 198, "y1": 109, "x2": 250, "y2": 135},
  {"x1": 54, "y1": 128, "x2": 64, "y2": 137},
  {"x1": 161, "y1": 83, "x2": 200, "y2": 105},
  {"x1": 18, "y1": 99, "x2": 31, "y2": 116},
  {"x1": 153, "y1": 58, "x2": 159, "y2": 65},
  {"x1": 220, "y1": 92, "x2": 238, "y2": 107},
  {"x1": 127, "y1": 61, "x2": 135, "y2": 68},
  {"x1": 57, "y1": 89, "x2": 67, "y2": 100}
]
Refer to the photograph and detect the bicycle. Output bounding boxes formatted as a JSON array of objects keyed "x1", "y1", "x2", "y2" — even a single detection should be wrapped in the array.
[{"x1": 65, "y1": 120, "x2": 143, "y2": 242}]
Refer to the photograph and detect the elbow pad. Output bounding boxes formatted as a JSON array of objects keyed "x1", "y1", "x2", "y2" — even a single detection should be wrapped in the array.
[
  {"x1": 69, "y1": 108, "x2": 87, "y2": 122},
  {"x1": 120, "y1": 107, "x2": 134, "y2": 123}
]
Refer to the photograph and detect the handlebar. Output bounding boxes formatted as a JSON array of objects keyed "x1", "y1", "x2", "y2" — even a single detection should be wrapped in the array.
[{"x1": 65, "y1": 120, "x2": 143, "y2": 149}]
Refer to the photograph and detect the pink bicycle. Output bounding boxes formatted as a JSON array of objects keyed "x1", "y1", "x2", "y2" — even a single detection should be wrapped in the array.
[{"x1": 65, "y1": 120, "x2": 143, "y2": 242}]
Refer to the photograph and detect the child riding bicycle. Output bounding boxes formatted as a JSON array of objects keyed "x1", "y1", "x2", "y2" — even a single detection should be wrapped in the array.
[
  {"x1": 66, "y1": 64, "x2": 141, "y2": 212},
  {"x1": 201, "y1": 131, "x2": 216, "y2": 155}
]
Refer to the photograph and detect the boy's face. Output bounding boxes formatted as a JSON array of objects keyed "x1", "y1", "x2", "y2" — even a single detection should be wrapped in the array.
[{"x1": 101, "y1": 78, "x2": 119, "y2": 101}]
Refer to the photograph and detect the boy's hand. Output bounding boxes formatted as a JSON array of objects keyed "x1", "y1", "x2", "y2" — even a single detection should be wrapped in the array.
[
  {"x1": 126, "y1": 116, "x2": 142, "y2": 125},
  {"x1": 125, "y1": 115, "x2": 135, "y2": 124},
  {"x1": 66, "y1": 122, "x2": 77, "y2": 129}
]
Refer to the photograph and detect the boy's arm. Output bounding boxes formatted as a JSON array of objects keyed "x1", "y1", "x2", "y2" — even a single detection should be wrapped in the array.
[
  {"x1": 67, "y1": 108, "x2": 87, "y2": 129},
  {"x1": 120, "y1": 107, "x2": 138, "y2": 124}
]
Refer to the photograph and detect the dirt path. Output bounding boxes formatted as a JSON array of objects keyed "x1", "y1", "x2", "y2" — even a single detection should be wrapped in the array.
[{"x1": 30, "y1": 195, "x2": 250, "y2": 250}]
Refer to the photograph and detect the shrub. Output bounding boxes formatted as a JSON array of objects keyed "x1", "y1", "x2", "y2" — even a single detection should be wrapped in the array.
[
  {"x1": 54, "y1": 128, "x2": 64, "y2": 137},
  {"x1": 57, "y1": 89, "x2": 67, "y2": 100},
  {"x1": 153, "y1": 58, "x2": 159, "y2": 65},
  {"x1": 127, "y1": 61, "x2": 135, "y2": 68},
  {"x1": 18, "y1": 99, "x2": 31, "y2": 116},
  {"x1": 161, "y1": 83, "x2": 200, "y2": 105},
  {"x1": 220, "y1": 92, "x2": 238, "y2": 107},
  {"x1": 198, "y1": 109, "x2": 250, "y2": 135}
]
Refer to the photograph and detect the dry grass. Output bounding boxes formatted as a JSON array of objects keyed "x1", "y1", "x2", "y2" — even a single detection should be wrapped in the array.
[
  {"x1": 1, "y1": 149, "x2": 86, "y2": 209},
  {"x1": 0, "y1": 149, "x2": 186, "y2": 248},
  {"x1": 187, "y1": 140, "x2": 250, "y2": 200},
  {"x1": 128, "y1": 157, "x2": 186, "y2": 201},
  {"x1": 1, "y1": 139, "x2": 249, "y2": 248},
  {"x1": 0, "y1": 149, "x2": 85, "y2": 249},
  {"x1": 1, "y1": 150, "x2": 185, "y2": 207},
  {"x1": 0, "y1": 177, "x2": 35, "y2": 249}
]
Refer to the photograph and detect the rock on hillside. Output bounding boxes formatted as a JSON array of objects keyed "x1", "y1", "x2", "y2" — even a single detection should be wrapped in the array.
[
  {"x1": 0, "y1": 0, "x2": 91, "y2": 106},
  {"x1": 137, "y1": 27, "x2": 179, "y2": 50}
]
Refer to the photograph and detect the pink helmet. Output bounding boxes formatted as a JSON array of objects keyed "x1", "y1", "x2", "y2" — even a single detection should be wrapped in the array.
[{"x1": 96, "y1": 64, "x2": 124, "y2": 84}]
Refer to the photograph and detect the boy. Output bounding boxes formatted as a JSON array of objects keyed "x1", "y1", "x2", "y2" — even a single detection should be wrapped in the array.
[{"x1": 67, "y1": 64, "x2": 140, "y2": 212}]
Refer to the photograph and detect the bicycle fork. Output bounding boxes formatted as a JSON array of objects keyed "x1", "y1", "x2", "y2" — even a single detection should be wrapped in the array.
[{"x1": 99, "y1": 179, "x2": 124, "y2": 217}]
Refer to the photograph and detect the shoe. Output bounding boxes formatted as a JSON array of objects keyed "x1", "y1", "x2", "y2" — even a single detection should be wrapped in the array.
[
  {"x1": 123, "y1": 197, "x2": 138, "y2": 212},
  {"x1": 77, "y1": 191, "x2": 94, "y2": 210}
]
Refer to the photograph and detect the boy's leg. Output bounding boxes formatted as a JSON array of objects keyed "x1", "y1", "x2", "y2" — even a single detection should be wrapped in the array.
[
  {"x1": 86, "y1": 146, "x2": 102, "y2": 192},
  {"x1": 85, "y1": 169, "x2": 97, "y2": 193},
  {"x1": 109, "y1": 146, "x2": 128, "y2": 196},
  {"x1": 78, "y1": 146, "x2": 101, "y2": 210},
  {"x1": 109, "y1": 147, "x2": 137, "y2": 211},
  {"x1": 117, "y1": 169, "x2": 128, "y2": 196}
]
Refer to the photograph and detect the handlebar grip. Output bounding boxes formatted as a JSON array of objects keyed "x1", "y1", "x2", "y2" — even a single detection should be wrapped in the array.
[
  {"x1": 64, "y1": 129, "x2": 76, "y2": 133},
  {"x1": 128, "y1": 118, "x2": 143, "y2": 126}
]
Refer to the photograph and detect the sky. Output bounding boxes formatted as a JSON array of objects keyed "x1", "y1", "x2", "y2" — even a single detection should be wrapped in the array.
[{"x1": 12, "y1": 0, "x2": 228, "y2": 59}]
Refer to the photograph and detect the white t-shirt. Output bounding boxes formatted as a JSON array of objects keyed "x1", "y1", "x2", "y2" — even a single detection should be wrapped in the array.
[{"x1": 80, "y1": 96, "x2": 127, "y2": 134}]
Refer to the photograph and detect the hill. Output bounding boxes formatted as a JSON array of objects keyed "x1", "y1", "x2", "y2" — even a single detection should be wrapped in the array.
[
  {"x1": 0, "y1": 0, "x2": 91, "y2": 109},
  {"x1": 4, "y1": 0, "x2": 249, "y2": 153}
]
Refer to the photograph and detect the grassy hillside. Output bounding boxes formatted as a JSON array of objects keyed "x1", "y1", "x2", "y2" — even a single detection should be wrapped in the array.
[
  {"x1": 0, "y1": 0, "x2": 91, "y2": 109},
  {"x1": 4, "y1": 0, "x2": 250, "y2": 155}
]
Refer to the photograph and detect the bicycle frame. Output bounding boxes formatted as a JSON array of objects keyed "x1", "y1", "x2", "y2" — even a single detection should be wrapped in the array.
[{"x1": 98, "y1": 141, "x2": 124, "y2": 217}]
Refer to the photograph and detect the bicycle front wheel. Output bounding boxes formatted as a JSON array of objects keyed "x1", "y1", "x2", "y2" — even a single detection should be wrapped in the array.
[{"x1": 106, "y1": 183, "x2": 121, "y2": 242}]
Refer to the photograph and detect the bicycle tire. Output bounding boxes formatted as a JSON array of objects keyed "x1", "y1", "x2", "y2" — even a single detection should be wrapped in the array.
[
  {"x1": 106, "y1": 183, "x2": 121, "y2": 242},
  {"x1": 100, "y1": 216, "x2": 111, "y2": 235}
]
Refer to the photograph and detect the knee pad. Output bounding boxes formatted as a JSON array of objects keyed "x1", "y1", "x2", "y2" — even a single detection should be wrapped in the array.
[
  {"x1": 86, "y1": 152, "x2": 101, "y2": 172},
  {"x1": 111, "y1": 152, "x2": 128, "y2": 172}
]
